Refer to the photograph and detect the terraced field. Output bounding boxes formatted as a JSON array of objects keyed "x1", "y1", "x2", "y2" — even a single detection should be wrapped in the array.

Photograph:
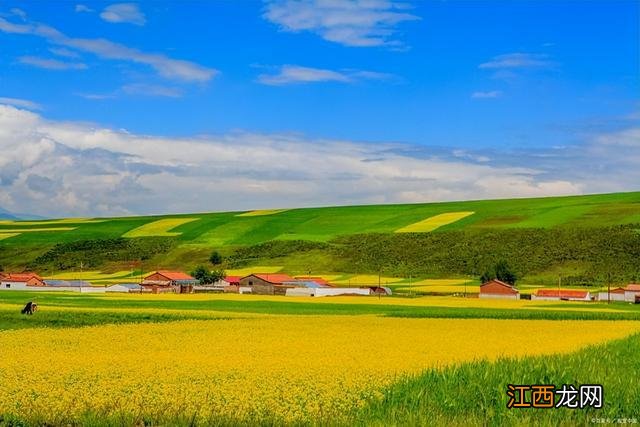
[{"x1": 0, "y1": 192, "x2": 638, "y2": 282}]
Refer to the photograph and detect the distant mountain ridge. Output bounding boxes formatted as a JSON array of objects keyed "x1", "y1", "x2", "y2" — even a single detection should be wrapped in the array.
[{"x1": 0, "y1": 207, "x2": 44, "y2": 220}]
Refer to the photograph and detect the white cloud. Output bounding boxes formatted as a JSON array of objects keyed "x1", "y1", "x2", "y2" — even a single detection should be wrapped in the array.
[
  {"x1": 100, "y1": 3, "x2": 146, "y2": 26},
  {"x1": 77, "y1": 93, "x2": 116, "y2": 100},
  {"x1": 10, "y1": 8, "x2": 27, "y2": 19},
  {"x1": 0, "y1": 97, "x2": 41, "y2": 110},
  {"x1": 263, "y1": 0, "x2": 420, "y2": 47},
  {"x1": 0, "y1": 17, "x2": 217, "y2": 82},
  {"x1": 121, "y1": 83, "x2": 183, "y2": 97},
  {"x1": 1, "y1": 104, "x2": 636, "y2": 218},
  {"x1": 479, "y1": 53, "x2": 554, "y2": 69},
  {"x1": 49, "y1": 47, "x2": 81, "y2": 59},
  {"x1": 19, "y1": 55, "x2": 87, "y2": 70},
  {"x1": 471, "y1": 90, "x2": 502, "y2": 99},
  {"x1": 75, "y1": 4, "x2": 94, "y2": 13},
  {"x1": 257, "y1": 65, "x2": 394, "y2": 85}
]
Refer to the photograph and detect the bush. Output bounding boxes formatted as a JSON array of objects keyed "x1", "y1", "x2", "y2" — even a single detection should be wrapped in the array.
[
  {"x1": 209, "y1": 250, "x2": 223, "y2": 265},
  {"x1": 28, "y1": 237, "x2": 175, "y2": 271}
]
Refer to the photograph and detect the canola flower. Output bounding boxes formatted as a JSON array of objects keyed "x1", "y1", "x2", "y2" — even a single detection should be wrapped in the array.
[
  {"x1": 1, "y1": 316, "x2": 639, "y2": 424},
  {"x1": 122, "y1": 218, "x2": 200, "y2": 237}
]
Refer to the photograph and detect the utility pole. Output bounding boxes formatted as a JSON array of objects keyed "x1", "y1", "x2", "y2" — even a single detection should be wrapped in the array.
[{"x1": 558, "y1": 275, "x2": 561, "y2": 297}]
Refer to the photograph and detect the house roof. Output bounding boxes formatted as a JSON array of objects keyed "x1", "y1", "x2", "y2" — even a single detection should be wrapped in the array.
[
  {"x1": 44, "y1": 280, "x2": 92, "y2": 287},
  {"x1": 153, "y1": 270, "x2": 195, "y2": 281},
  {"x1": 109, "y1": 283, "x2": 141, "y2": 289},
  {"x1": 245, "y1": 273, "x2": 295, "y2": 284},
  {"x1": 224, "y1": 276, "x2": 241, "y2": 283},
  {"x1": 295, "y1": 276, "x2": 331, "y2": 287},
  {"x1": 625, "y1": 284, "x2": 640, "y2": 292},
  {"x1": 3, "y1": 272, "x2": 43, "y2": 282},
  {"x1": 480, "y1": 279, "x2": 515, "y2": 289},
  {"x1": 536, "y1": 289, "x2": 589, "y2": 298},
  {"x1": 283, "y1": 280, "x2": 323, "y2": 288}
]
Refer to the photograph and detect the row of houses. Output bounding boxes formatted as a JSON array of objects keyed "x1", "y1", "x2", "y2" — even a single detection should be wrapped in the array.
[
  {"x1": 479, "y1": 279, "x2": 640, "y2": 303},
  {"x1": 0, "y1": 270, "x2": 392, "y2": 297},
  {"x1": 0, "y1": 272, "x2": 138, "y2": 293},
  {"x1": 215, "y1": 273, "x2": 388, "y2": 297}
]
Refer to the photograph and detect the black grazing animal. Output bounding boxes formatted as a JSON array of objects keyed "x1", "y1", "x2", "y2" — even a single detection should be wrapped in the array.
[{"x1": 20, "y1": 301, "x2": 37, "y2": 315}]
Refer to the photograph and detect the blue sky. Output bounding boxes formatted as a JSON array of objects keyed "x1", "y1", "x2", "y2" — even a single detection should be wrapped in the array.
[{"x1": 0, "y1": 1, "x2": 638, "y2": 217}]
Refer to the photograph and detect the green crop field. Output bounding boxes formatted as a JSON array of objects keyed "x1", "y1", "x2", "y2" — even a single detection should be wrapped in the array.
[{"x1": 0, "y1": 192, "x2": 639, "y2": 286}]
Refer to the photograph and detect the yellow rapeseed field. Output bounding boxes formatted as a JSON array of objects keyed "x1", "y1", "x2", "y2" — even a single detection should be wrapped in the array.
[
  {"x1": 122, "y1": 218, "x2": 200, "y2": 237},
  {"x1": 1, "y1": 316, "x2": 638, "y2": 424},
  {"x1": 396, "y1": 211, "x2": 475, "y2": 232}
]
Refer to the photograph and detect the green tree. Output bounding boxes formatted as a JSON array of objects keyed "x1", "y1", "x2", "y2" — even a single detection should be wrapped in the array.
[
  {"x1": 480, "y1": 260, "x2": 517, "y2": 285},
  {"x1": 191, "y1": 265, "x2": 212, "y2": 284},
  {"x1": 209, "y1": 250, "x2": 223, "y2": 265},
  {"x1": 210, "y1": 269, "x2": 226, "y2": 283}
]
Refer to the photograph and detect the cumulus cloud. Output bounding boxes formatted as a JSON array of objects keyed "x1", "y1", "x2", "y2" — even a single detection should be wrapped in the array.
[
  {"x1": 257, "y1": 65, "x2": 395, "y2": 85},
  {"x1": 19, "y1": 55, "x2": 87, "y2": 70},
  {"x1": 263, "y1": 0, "x2": 420, "y2": 47},
  {"x1": 0, "y1": 104, "x2": 637, "y2": 218},
  {"x1": 100, "y1": 3, "x2": 146, "y2": 26},
  {"x1": 0, "y1": 17, "x2": 217, "y2": 82}
]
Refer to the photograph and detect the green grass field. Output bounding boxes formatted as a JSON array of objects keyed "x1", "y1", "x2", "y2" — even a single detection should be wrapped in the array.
[
  {"x1": 0, "y1": 191, "x2": 639, "y2": 284},
  {"x1": 1, "y1": 192, "x2": 638, "y2": 247}
]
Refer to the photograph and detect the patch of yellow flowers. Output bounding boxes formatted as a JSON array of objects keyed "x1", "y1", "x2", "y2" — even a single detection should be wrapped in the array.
[{"x1": 1, "y1": 316, "x2": 639, "y2": 424}]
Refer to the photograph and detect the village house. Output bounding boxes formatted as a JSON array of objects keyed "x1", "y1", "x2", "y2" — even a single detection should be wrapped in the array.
[
  {"x1": 624, "y1": 284, "x2": 640, "y2": 303},
  {"x1": 294, "y1": 277, "x2": 333, "y2": 287},
  {"x1": 43, "y1": 280, "x2": 104, "y2": 293},
  {"x1": 531, "y1": 289, "x2": 592, "y2": 301},
  {"x1": 239, "y1": 273, "x2": 296, "y2": 295},
  {"x1": 106, "y1": 283, "x2": 143, "y2": 293},
  {"x1": 0, "y1": 272, "x2": 46, "y2": 290},
  {"x1": 479, "y1": 279, "x2": 520, "y2": 300},
  {"x1": 597, "y1": 287, "x2": 627, "y2": 302},
  {"x1": 141, "y1": 271, "x2": 199, "y2": 294}
]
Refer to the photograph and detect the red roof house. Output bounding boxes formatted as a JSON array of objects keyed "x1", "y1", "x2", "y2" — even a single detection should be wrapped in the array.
[
  {"x1": 533, "y1": 289, "x2": 591, "y2": 301},
  {"x1": 224, "y1": 276, "x2": 241, "y2": 286},
  {"x1": 239, "y1": 273, "x2": 296, "y2": 295},
  {"x1": 141, "y1": 271, "x2": 198, "y2": 294},
  {"x1": 1, "y1": 272, "x2": 45, "y2": 287},
  {"x1": 625, "y1": 284, "x2": 640, "y2": 292},
  {"x1": 240, "y1": 273, "x2": 295, "y2": 286},
  {"x1": 479, "y1": 279, "x2": 519, "y2": 300}
]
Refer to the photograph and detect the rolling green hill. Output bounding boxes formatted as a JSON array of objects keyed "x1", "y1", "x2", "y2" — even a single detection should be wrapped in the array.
[{"x1": 1, "y1": 191, "x2": 639, "y2": 285}]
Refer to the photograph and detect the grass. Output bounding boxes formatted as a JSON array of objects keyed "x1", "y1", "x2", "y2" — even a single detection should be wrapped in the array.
[
  {"x1": 1, "y1": 191, "x2": 639, "y2": 277},
  {"x1": 1, "y1": 292, "x2": 639, "y2": 321},
  {"x1": 236, "y1": 209, "x2": 289, "y2": 216},
  {"x1": 0, "y1": 227, "x2": 76, "y2": 232},
  {"x1": 354, "y1": 332, "x2": 640, "y2": 426},
  {"x1": 122, "y1": 218, "x2": 200, "y2": 237},
  {"x1": 395, "y1": 211, "x2": 475, "y2": 232}
]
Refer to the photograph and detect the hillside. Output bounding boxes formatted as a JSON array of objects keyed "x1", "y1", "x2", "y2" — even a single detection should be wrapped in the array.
[{"x1": 0, "y1": 191, "x2": 639, "y2": 286}]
